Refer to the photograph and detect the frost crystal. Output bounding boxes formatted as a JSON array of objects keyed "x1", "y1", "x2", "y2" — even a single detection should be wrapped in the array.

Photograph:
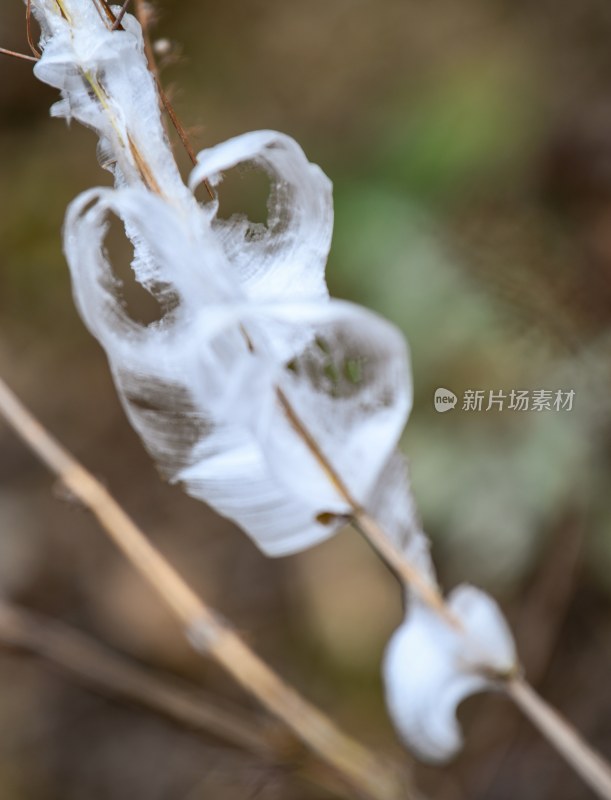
[
  {"x1": 384, "y1": 585, "x2": 518, "y2": 762},
  {"x1": 32, "y1": 0, "x2": 417, "y2": 556},
  {"x1": 30, "y1": 0, "x2": 518, "y2": 765}
]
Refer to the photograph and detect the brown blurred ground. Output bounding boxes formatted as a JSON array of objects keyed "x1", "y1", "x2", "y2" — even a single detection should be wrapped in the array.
[{"x1": 2, "y1": 0, "x2": 611, "y2": 798}]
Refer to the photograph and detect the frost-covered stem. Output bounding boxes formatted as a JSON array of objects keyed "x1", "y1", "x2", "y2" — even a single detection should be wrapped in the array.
[
  {"x1": 0, "y1": 375, "x2": 409, "y2": 800},
  {"x1": 122, "y1": 0, "x2": 212, "y2": 184},
  {"x1": 132, "y1": 0, "x2": 157, "y2": 73},
  {"x1": 276, "y1": 388, "x2": 454, "y2": 622},
  {"x1": 280, "y1": 383, "x2": 611, "y2": 793},
  {"x1": 22, "y1": 2, "x2": 611, "y2": 791},
  {"x1": 507, "y1": 676, "x2": 611, "y2": 800},
  {"x1": 275, "y1": 305, "x2": 611, "y2": 798},
  {"x1": 350, "y1": 509, "x2": 456, "y2": 624}
]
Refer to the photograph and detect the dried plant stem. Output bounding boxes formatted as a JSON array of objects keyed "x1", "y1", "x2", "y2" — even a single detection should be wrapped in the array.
[
  {"x1": 507, "y1": 676, "x2": 611, "y2": 799},
  {"x1": 276, "y1": 388, "x2": 611, "y2": 797},
  {"x1": 350, "y1": 509, "x2": 455, "y2": 624},
  {"x1": 0, "y1": 375, "x2": 408, "y2": 800},
  {"x1": 132, "y1": 0, "x2": 158, "y2": 73},
  {"x1": 0, "y1": 600, "x2": 275, "y2": 759},
  {"x1": 276, "y1": 388, "x2": 454, "y2": 623},
  {"x1": 74, "y1": 0, "x2": 212, "y2": 197},
  {"x1": 0, "y1": 47, "x2": 38, "y2": 63},
  {"x1": 111, "y1": 0, "x2": 132, "y2": 31},
  {"x1": 26, "y1": 0, "x2": 42, "y2": 57},
  {"x1": 0, "y1": 600, "x2": 387, "y2": 798},
  {"x1": 130, "y1": 0, "x2": 214, "y2": 197}
]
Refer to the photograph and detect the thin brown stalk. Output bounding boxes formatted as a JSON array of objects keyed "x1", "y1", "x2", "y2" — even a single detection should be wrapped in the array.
[
  {"x1": 0, "y1": 600, "x2": 275, "y2": 760},
  {"x1": 350, "y1": 509, "x2": 457, "y2": 625},
  {"x1": 0, "y1": 47, "x2": 38, "y2": 63},
  {"x1": 507, "y1": 676, "x2": 611, "y2": 800},
  {"x1": 95, "y1": 0, "x2": 215, "y2": 198},
  {"x1": 65, "y1": 1, "x2": 213, "y2": 199},
  {"x1": 127, "y1": 131, "x2": 163, "y2": 195},
  {"x1": 156, "y1": 77, "x2": 209, "y2": 177},
  {"x1": 0, "y1": 375, "x2": 409, "y2": 800},
  {"x1": 276, "y1": 387, "x2": 611, "y2": 797},
  {"x1": 26, "y1": 0, "x2": 41, "y2": 57},
  {"x1": 96, "y1": 0, "x2": 119, "y2": 27},
  {"x1": 0, "y1": 600, "x2": 382, "y2": 798},
  {"x1": 133, "y1": 0, "x2": 157, "y2": 69},
  {"x1": 275, "y1": 388, "x2": 455, "y2": 624},
  {"x1": 132, "y1": 0, "x2": 167, "y2": 139},
  {"x1": 82, "y1": 71, "x2": 163, "y2": 195},
  {"x1": 111, "y1": 0, "x2": 132, "y2": 31},
  {"x1": 131, "y1": 0, "x2": 214, "y2": 198},
  {"x1": 156, "y1": 81, "x2": 197, "y2": 167}
]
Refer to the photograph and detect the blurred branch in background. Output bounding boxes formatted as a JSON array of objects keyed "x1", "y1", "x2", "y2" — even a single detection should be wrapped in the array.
[
  {"x1": 0, "y1": 599, "x2": 382, "y2": 799},
  {"x1": 0, "y1": 599, "x2": 277, "y2": 760},
  {"x1": 0, "y1": 375, "x2": 413, "y2": 800}
]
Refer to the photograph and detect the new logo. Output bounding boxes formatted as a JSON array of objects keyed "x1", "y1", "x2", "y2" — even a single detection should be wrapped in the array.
[{"x1": 434, "y1": 388, "x2": 457, "y2": 412}]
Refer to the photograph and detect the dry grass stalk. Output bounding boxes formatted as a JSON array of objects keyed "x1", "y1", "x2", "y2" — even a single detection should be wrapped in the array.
[
  {"x1": 0, "y1": 600, "x2": 276, "y2": 760},
  {"x1": 0, "y1": 375, "x2": 411, "y2": 800}
]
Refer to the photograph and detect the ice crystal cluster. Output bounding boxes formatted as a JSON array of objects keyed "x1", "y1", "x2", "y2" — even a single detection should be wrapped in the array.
[{"x1": 30, "y1": 0, "x2": 518, "y2": 762}]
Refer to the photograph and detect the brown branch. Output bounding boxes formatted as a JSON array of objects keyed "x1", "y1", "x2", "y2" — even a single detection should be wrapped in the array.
[
  {"x1": 111, "y1": 0, "x2": 132, "y2": 31},
  {"x1": 133, "y1": 0, "x2": 157, "y2": 72},
  {"x1": 0, "y1": 600, "x2": 384, "y2": 797},
  {"x1": 437, "y1": 512, "x2": 587, "y2": 800},
  {"x1": 276, "y1": 386, "x2": 611, "y2": 799},
  {"x1": 0, "y1": 47, "x2": 38, "y2": 63},
  {"x1": 275, "y1": 388, "x2": 455, "y2": 624},
  {"x1": 0, "y1": 600, "x2": 276, "y2": 760},
  {"x1": 0, "y1": 375, "x2": 409, "y2": 800},
  {"x1": 132, "y1": 0, "x2": 214, "y2": 198},
  {"x1": 96, "y1": 0, "x2": 119, "y2": 27},
  {"x1": 26, "y1": 0, "x2": 41, "y2": 57},
  {"x1": 350, "y1": 508, "x2": 457, "y2": 625},
  {"x1": 507, "y1": 677, "x2": 611, "y2": 799}
]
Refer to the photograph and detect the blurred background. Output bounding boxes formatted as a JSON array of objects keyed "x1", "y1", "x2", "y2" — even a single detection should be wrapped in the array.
[{"x1": 1, "y1": 0, "x2": 611, "y2": 797}]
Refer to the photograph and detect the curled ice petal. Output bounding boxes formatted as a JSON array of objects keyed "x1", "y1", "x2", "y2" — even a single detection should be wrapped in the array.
[
  {"x1": 38, "y1": 0, "x2": 423, "y2": 560},
  {"x1": 190, "y1": 131, "x2": 333, "y2": 304},
  {"x1": 189, "y1": 299, "x2": 413, "y2": 516},
  {"x1": 33, "y1": 5, "x2": 529, "y2": 786},
  {"x1": 64, "y1": 186, "x2": 237, "y2": 337},
  {"x1": 65, "y1": 193, "x2": 321, "y2": 554},
  {"x1": 384, "y1": 585, "x2": 517, "y2": 762},
  {"x1": 64, "y1": 186, "x2": 414, "y2": 555}
]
